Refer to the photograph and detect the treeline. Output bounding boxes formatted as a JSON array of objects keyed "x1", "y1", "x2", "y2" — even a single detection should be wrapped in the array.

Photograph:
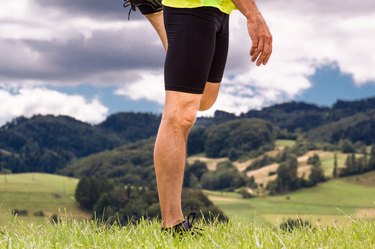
[
  {"x1": 1, "y1": 96, "x2": 375, "y2": 174},
  {"x1": 265, "y1": 144, "x2": 375, "y2": 195},
  {"x1": 339, "y1": 145, "x2": 375, "y2": 177},
  {"x1": 266, "y1": 152, "x2": 326, "y2": 195},
  {"x1": 184, "y1": 160, "x2": 254, "y2": 192},
  {"x1": 241, "y1": 98, "x2": 375, "y2": 145},
  {"x1": 75, "y1": 176, "x2": 227, "y2": 225},
  {"x1": 191, "y1": 119, "x2": 275, "y2": 159},
  {"x1": 0, "y1": 114, "x2": 275, "y2": 174},
  {"x1": 0, "y1": 113, "x2": 160, "y2": 173}
]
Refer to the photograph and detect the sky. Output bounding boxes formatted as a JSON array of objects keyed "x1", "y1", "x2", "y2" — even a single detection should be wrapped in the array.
[{"x1": 0, "y1": 0, "x2": 375, "y2": 126}]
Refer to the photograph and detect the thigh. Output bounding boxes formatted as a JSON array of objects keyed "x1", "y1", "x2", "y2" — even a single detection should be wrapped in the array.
[
  {"x1": 163, "y1": 7, "x2": 218, "y2": 94},
  {"x1": 207, "y1": 14, "x2": 229, "y2": 83}
]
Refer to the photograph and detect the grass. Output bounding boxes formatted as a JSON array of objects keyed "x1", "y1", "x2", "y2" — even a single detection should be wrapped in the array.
[
  {"x1": 206, "y1": 172, "x2": 375, "y2": 226},
  {"x1": 275, "y1": 139, "x2": 296, "y2": 147},
  {"x1": 0, "y1": 173, "x2": 89, "y2": 226},
  {"x1": 0, "y1": 217, "x2": 374, "y2": 248},
  {"x1": 1, "y1": 171, "x2": 375, "y2": 248}
]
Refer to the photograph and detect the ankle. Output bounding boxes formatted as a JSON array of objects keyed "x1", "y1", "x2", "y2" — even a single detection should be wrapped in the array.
[{"x1": 162, "y1": 217, "x2": 185, "y2": 229}]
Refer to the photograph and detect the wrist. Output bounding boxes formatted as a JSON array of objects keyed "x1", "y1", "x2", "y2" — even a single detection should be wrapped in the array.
[{"x1": 246, "y1": 12, "x2": 262, "y2": 23}]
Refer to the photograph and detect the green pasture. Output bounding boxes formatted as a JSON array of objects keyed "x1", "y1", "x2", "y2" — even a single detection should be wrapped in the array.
[
  {"x1": 206, "y1": 171, "x2": 375, "y2": 226},
  {"x1": 1, "y1": 171, "x2": 375, "y2": 229},
  {"x1": 319, "y1": 151, "x2": 350, "y2": 176},
  {"x1": 275, "y1": 139, "x2": 296, "y2": 147},
  {"x1": 0, "y1": 173, "x2": 89, "y2": 226}
]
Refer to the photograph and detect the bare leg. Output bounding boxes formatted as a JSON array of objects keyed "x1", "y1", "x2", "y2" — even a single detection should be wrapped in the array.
[
  {"x1": 154, "y1": 90, "x2": 201, "y2": 228},
  {"x1": 145, "y1": 11, "x2": 168, "y2": 51},
  {"x1": 199, "y1": 82, "x2": 221, "y2": 111}
]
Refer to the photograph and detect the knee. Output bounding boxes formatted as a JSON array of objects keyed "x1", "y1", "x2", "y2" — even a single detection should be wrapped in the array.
[{"x1": 163, "y1": 109, "x2": 197, "y2": 131}]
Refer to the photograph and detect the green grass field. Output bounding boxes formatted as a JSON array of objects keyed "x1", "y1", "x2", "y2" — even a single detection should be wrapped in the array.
[
  {"x1": 206, "y1": 171, "x2": 375, "y2": 226},
  {"x1": 1, "y1": 170, "x2": 375, "y2": 228},
  {"x1": 0, "y1": 173, "x2": 89, "y2": 226},
  {"x1": 0, "y1": 218, "x2": 374, "y2": 248},
  {"x1": 1, "y1": 172, "x2": 375, "y2": 248},
  {"x1": 275, "y1": 139, "x2": 296, "y2": 147}
]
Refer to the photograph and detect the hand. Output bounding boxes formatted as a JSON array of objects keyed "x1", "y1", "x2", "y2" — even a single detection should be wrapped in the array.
[{"x1": 247, "y1": 15, "x2": 272, "y2": 66}]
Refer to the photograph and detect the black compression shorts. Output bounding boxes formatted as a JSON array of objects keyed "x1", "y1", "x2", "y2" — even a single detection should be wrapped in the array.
[{"x1": 163, "y1": 6, "x2": 229, "y2": 94}]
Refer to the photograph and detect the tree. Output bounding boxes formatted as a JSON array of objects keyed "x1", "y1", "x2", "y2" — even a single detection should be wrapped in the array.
[
  {"x1": 332, "y1": 152, "x2": 338, "y2": 178},
  {"x1": 340, "y1": 140, "x2": 356, "y2": 153},
  {"x1": 308, "y1": 154, "x2": 325, "y2": 186},
  {"x1": 187, "y1": 127, "x2": 207, "y2": 155},
  {"x1": 275, "y1": 157, "x2": 300, "y2": 193},
  {"x1": 307, "y1": 154, "x2": 320, "y2": 166},
  {"x1": 201, "y1": 161, "x2": 247, "y2": 191},
  {"x1": 205, "y1": 119, "x2": 275, "y2": 158},
  {"x1": 75, "y1": 176, "x2": 113, "y2": 210},
  {"x1": 228, "y1": 148, "x2": 239, "y2": 161},
  {"x1": 0, "y1": 163, "x2": 12, "y2": 184},
  {"x1": 368, "y1": 145, "x2": 375, "y2": 170},
  {"x1": 183, "y1": 160, "x2": 208, "y2": 188}
]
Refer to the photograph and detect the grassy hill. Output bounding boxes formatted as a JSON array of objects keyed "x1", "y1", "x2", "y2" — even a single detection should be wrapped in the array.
[
  {"x1": 2, "y1": 171, "x2": 374, "y2": 228},
  {"x1": 206, "y1": 171, "x2": 375, "y2": 226},
  {"x1": 187, "y1": 139, "x2": 354, "y2": 189},
  {"x1": 0, "y1": 173, "x2": 89, "y2": 226}
]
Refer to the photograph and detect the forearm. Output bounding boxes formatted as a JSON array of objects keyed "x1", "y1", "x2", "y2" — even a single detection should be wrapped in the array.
[{"x1": 231, "y1": 0, "x2": 262, "y2": 21}]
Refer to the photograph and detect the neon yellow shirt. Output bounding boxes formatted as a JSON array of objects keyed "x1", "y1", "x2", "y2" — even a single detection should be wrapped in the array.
[{"x1": 162, "y1": 0, "x2": 237, "y2": 15}]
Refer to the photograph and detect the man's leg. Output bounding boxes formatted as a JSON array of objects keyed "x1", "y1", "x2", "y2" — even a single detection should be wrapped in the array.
[
  {"x1": 153, "y1": 90, "x2": 201, "y2": 228},
  {"x1": 144, "y1": 11, "x2": 168, "y2": 51},
  {"x1": 199, "y1": 82, "x2": 221, "y2": 111},
  {"x1": 144, "y1": 14, "x2": 220, "y2": 111}
]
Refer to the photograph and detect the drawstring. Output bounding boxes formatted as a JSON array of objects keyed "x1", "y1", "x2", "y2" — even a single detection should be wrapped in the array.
[{"x1": 123, "y1": 0, "x2": 136, "y2": 20}]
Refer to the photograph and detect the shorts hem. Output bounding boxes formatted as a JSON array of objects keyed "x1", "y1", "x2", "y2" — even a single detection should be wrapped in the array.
[
  {"x1": 207, "y1": 77, "x2": 222, "y2": 83},
  {"x1": 165, "y1": 85, "x2": 203, "y2": 94}
]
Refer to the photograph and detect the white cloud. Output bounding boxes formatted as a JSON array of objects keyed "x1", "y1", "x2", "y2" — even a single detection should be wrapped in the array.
[
  {"x1": 115, "y1": 72, "x2": 165, "y2": 105},
  {"x1": 112, "y1": 0, "x2": 375, "y2": 116},
  {"x1": 0, "y1": 0, "x2": 374, "y2": 118},
  {"x1": 0, "y1": 87, "x2": 108, "y2": 126}
]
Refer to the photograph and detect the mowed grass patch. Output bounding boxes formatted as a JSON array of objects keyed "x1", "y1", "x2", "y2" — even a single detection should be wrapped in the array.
[
  {"x1": 319, "y1": 151, "x2": 348, "y2": 177},
  {"x1": 0, "y1": 173, "x2": 90, "y2": 226},
  {"x1": 275, "y1": 139, "x2": 296, "y2": 147},
  {"x1": 206, "y1": 175, "x2": 375, "y2": 226},
  {"x1": 0, "y1": 218, "x2": 374, "y2": 249}
]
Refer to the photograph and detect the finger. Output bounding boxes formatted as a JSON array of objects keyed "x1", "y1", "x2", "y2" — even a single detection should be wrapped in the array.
[
  {"x1": 263, "y1": 40, "x2": 273, "y2": 65},
  {"x1": 252, "y1": 37, "x2": 264, "y2": 62},
  {"x1": 258, "y1": 39, "x2": 271, "y2": 66},
  {"x1": 250, "y1": 37, "x2": 259, "y2": 56}
]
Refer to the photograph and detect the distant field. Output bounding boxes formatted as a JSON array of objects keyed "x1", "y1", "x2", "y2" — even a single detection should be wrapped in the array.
[
  {"x1": 206, "y1": 171, "x2": 375, "y2": 226},
  {"x1": 0, "y1": 173, "x2": 90, "y2": 226},
  {"x1": 275, "y1": 139, "x2": 296, "y2": 147},
  {"x1": 187, "y1": 139, "x2": 296, "y2": 172},
  {"x1": 2, "y1": 171, "x2": 374, "y2": 229}
]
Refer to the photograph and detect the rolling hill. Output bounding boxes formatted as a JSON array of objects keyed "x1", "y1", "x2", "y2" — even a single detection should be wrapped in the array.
[
  {"x1": 0, "y1": 173, "x2": 89, "y2": 226},
  {"x1": 205, "y1": 171, "x2": 375, "y2": 226}
]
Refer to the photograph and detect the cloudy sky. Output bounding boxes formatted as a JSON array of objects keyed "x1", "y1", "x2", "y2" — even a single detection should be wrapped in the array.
[{"x1": 0, "y1": 0, "x2": 375, "y2": 125}]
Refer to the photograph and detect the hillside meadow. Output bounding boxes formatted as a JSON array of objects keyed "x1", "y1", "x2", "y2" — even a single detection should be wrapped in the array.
[
  {"x1": 0, "y1": 173, "x2": 90, "y2": 226},
  {"x1": 1, "y1": 172, "x2": 375, "y2": 227},
  {"x1": 205, "y1": 171, "x2": 375, "y2": 226}
]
